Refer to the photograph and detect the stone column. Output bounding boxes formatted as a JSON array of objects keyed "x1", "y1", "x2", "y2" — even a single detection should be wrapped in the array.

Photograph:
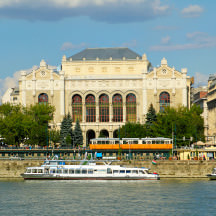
[
  {"x1": 123, "y1": 102, "x2": 126, "y2": 123},
  {"x1": 59, "y1": 71, "x2": 65, "y2": 116},
  {"x1": 96, "y1": 98, "x2": 99, "y2": 123},
  {"x1": 82, "y1": 103, "x2": 86, "y2": 122},
  {"x1": 21, "y1": 71, "x2": 27, "y2": 107},
  {"x1": 109, "y1": 103, "x2": 113, "y2": 122}
]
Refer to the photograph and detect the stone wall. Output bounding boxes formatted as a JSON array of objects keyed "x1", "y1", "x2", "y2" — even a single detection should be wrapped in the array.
[{"x1": 0, "y1": 160, "x2": 215, "y2": 178}]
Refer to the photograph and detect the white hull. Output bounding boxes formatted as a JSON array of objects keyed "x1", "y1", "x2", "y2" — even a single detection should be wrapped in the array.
[{"x1": 21, "y1": 160, "x2": 160, "y2": 181}]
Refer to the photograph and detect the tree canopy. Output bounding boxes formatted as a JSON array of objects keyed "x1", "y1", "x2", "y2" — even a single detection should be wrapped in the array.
[{"x1": 0, "y1": 103, "x2": 55, "y2": 146}]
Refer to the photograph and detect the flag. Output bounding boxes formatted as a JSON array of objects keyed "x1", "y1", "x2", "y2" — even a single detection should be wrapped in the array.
[{"x1": 152, "y1": 160, "x2": 157, "y2": 165}]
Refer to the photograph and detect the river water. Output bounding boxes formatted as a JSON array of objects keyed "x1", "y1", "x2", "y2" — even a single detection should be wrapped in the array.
[{"x1": 0, "y1": 178, "x2": 215, "y2": 216}]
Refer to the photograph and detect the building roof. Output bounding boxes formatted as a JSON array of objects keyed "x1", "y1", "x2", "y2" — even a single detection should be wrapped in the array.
[{"x1": 67, "y1": 48, "x2": 142, "y2": 61}]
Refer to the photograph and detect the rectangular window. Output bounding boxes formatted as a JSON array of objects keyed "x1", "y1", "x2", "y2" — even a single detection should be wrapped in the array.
[
  {"x1": 69, "y1": 169, "x2": 74, "y2": 174},
  {"x1": 75, "y1": 169, "x2": 80, "y2": 174},
  {"x1": 88, "y1": 169, "x2": 93, "y2": 174},
  {"x1": 126, "y1": 170, "x2": 131, "y2": 173},
  {"x1": 120, "y1": 170, "x2": 125, "y2": 174},
  {"x1": 132, "y1": 170, "x2": 138, "y2": 174},
  {"x1": 113, "y1": 170, "x2": 118, "y2": 174},
  {"x1": 63, "y1": 169, "x2": 68, "y2": 174},
  {"x1": 82, "y1": 169, "x2": 87, "y2": 174},
  {"x1": 57, "y1": 169, "x2": 62, "y2": 174}
]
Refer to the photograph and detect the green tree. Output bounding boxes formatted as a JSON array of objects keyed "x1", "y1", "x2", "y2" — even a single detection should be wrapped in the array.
[
  {"x1": 119, "y1": 122, "x2": 147, "y2": 138},
  {"x1": 60, "y1": 113, "x2": 73, "y2": 147},
  {"x1": 146, "y1": 103, "x2": 157, "y2": 126},
  {"x1": 50, "y1": 129, "x2": 60, "y2": 147},
  {"x1": 0, "y1": 104, "x2": 27, "y2": 146},
  {"x1": 74, "y1": 119, "x2": 83, "y2": 147},
  {"x1": 151, "y1": 105, "x2": 204, "y2": 147},
  {"x1": 26, "y1": 103, "x2": 55, "y2": 147}
]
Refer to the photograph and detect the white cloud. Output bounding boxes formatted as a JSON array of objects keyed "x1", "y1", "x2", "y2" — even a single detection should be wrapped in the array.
[
  {"x1": 181, "y1": 5, "x2": 203, "y2": 18},
  {"x1": 61, "y1": 42, "x2": 88, "y2": 51},
  {"x1": 161, "y1": 36, "x2": 171, "y2": 44},
  {"x1": 150, "y1": 32, "x2": 216, "y2": 51},
  {"x1": 0, "y1": 0, "x2": 170, "y2": 23}
]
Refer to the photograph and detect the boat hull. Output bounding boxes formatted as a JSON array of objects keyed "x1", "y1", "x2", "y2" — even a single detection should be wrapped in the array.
[
  {"x1": 207, "y1": 174, "x2": 216, "y2": 180},
  {"x1": 21, "y1": 174, "x2": 160, "y2": 181}
]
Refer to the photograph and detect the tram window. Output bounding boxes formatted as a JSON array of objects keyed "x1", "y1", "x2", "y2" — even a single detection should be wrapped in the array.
[
  {"x1": 147, "y1": 141, "x2": 151, "y2": 144},
  {"x1": 134, "y1": 141, "x2": 138, "y2": 144},
  {"x1": 123, "y1": 140, "x2": 127, "y2": 144},
  {"x1": 27, "y1": 169, "x2": 31, "y2": 173},
  {"x1": 161, "y1": 140, "x2": 164, "y2": 144},
  {"x1": 115, "y1": 141, "x2": 119, "y2": 144},
  {"x1": 75, "y1": 169, "x2": 80, "y2": 174},
  {"x1": 57, "y1": 169, "x2": 62, "y2": 174},
  {"x1": 113, "y1": 170, "x2": 118, "y2": 174},
  {"x1": 156, "y1": 140, "x2": 160, "y2": 144},
  {"x1": 142, "y1": 140, "x2": 146, "y2": 144},
  {"x1": 38, "y1": 169, "x2": 43, "y2": 173},
  {"x1": 52, "y1": 169, "x2": 56, "y2": 173},
  {"x1": 69, "y1": 169, "x2": 74, "y2": 174},
  {"x1": 32, "y1": 169, "x2": 37, "y2": 173},
  {"x1": 82, "y1": 169, "x2": 87, "y2": 174},
  {"x1": 120, "y1": 170, "x2": 125, "y2": 174},
  {"x1": 88, "y1": 169, "x2": 93, "y2": 174},
  {"x1": 132, "y1": 170, "x2": 138, "y2": 174},
  {"x1": 126, "y1": 170, "x2": 131, "y2": 173},
  {"x1": 63, "y1": 169, "x2": 68, "y2": 174}
]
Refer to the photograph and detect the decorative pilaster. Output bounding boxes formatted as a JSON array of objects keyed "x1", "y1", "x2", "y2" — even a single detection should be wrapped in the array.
[
  {"x1": 59, "y1": 71, "x2": 65, "y2": 116},
  {"x1": 110, "y1": 103, "x2": 113, "y2": 122},
  {"x1": 21, "y1": 71, "x2": 26, "y2": 107},
  {"x1": 123, "y1": 102, "x2": 126, "y2": 123},
  {"x1": 82, "y1": 103, "x2": 85, "y2": 122}
]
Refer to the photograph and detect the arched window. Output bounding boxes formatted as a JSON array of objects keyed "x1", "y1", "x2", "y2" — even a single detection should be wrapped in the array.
[
  {"x1": 72, "y1": 94, "x2": 82, "y2": 122},
  {"x1": 112, "y1": 94, "x2": 123, "y2": 122},
  {"x1": 159, "y1": 92, "x2": 170, "y2": 112},
  {"x1": 38, "y1": 93, "x2": 48, "y2": 104},
  {"x1": 86, "y1": 94, "x2": 96, "y2": 122},
  {"x1": 126, "y1": 93, "x2": 136, "y2": 122},
  {"x1": 99, "y1": 94, "x2": 109, "y2": 122}
]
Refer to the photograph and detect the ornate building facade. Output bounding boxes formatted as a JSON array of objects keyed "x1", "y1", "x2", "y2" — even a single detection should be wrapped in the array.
[{"x1": 4, "y1": 48, "x2": 191, "y2": 146}]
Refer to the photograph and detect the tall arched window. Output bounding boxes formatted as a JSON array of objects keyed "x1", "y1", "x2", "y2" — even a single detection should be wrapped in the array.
[
  {"x1": 38, "y1": 93, "x2": 48, "y2": 104},
  {"x1": 159, "y1": 92, "x2": 170, "y2": 112},
  {"x1": 126, "y1": 93, "x2": 136, "y2": 122},
  {"x1": 72, "y1": 94, "x2": 82, "y2": 122},
  {"x1": 86, "y1": 94, "x2": 96, "y2": 122},
  {"x1": 99, "y1": 94, "x2": 109, "y2": 122},
  {"x1": 112, "y1": 94, "x2": 123, "y2": 122}
]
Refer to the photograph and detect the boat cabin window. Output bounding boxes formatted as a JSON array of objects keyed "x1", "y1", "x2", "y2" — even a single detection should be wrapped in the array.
[
  {"x1": 88, "y1": 169, "x2": 93, "y2": 174},
  {"x1": 82, "y1": 169, "x2": 87, "y2": 174},
  {"x1": 132, "y1": 170, "x2": 138, "y2": 174},
  {"x1": 57, "y1": 169, "x2": 62, "y2": 174},
  {"x1": 69, "y1": 169, "x2": 74, "y2": 174},
  {"x1": 139, "y1": 170, "x2": 145, "y2": 174},
  {"x1": 75, "y1": 169, "x2": 81, "y2": 174},
  {"x1": 107, "y1": 168, "x2": 112, "y2": 174},
  {"x1": 113, "y1": 170, "x2": 118, "y2": 174},
  {"x1": 50, "y1": 169, "x2": 56, "y2": 174},
  {"x1": 120, "y1": 170, "x2": 125, "y2": 174},
  {"x1": 63, "y1": 169, "x2": 68, "y2": 174},
  {"x1": 26, "y1": 169, "x2": 31, "y2": 173},
  {"x1": 126, "y1": 170, "x2": 131, "y2": 173}
]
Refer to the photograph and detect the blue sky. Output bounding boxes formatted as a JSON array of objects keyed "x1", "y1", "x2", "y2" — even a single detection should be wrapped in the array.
[{"x1": 0, "y1": 0, "x2": 214, "y2": 97}]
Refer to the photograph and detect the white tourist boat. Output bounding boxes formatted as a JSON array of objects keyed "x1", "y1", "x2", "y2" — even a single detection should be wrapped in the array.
[
  {"x1": 21, "y1": 160, "x2": 160, "y2": 180},
  {"x1": 207, "y1": 168, "x2": 216, "y2": 180}
]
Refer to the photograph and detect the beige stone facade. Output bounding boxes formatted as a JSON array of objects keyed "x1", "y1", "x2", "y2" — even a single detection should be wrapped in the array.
[{"x1": 4, "y1": 48, "x2": 191, "y2": 146}]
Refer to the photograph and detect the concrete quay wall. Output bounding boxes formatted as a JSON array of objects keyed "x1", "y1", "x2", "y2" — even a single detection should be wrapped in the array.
[{"x1": 0, "y1": 160, "x2": 215, "y2": 178}]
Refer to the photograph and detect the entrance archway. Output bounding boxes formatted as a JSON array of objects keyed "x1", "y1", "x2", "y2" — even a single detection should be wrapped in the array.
[
  {"x1": 113, "y1": 129, "x2": 119, "y2": 138},
  {"x1": 86, "y1": 130, "x2": 96, "y2": 147},
  {"x1": 99, "y1": 129, "x2": 109, "y2": 138}
]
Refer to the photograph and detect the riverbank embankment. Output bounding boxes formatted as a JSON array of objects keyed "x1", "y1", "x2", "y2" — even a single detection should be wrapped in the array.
[{"x1": 0, "y1": 160, "x2": 215, "y2": 178}]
